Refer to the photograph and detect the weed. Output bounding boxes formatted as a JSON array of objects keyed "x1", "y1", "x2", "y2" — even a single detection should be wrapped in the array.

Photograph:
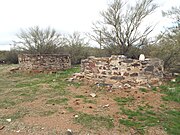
[
  {"x1": 0, "y1": 99, "x2": 16, "y2": 109},
  {"x1": 119, "y1": 119, "x2": 141, "y2": 127},
  {"x1": 139, "y1": 88, "x2": 148, "y2": 92},
  {"x1": 161, "y1": 87, "x2": 180, "y2": 103},
  {"x1": 145, "y1": 103, "x2": 153, "y2": 109},
  {"x1": 68, "y1": 82, "x2": 82, "y2": 88},
  {"x1": 114, "y1": 97, "x2": 134, "y2": 105},
  {"x1": 75, "y1": 113, "x2": 114, "y2": 129},
  {"x1": 119, "y1": 107, "x2": 159, "y2": 134},
  {"x1": 151, "y1": 87, "x2": 157, "y2": 91},
  {"x1": 0, "y1": 108, "x2": 28, "y2": 124},
  {"x1": 9, "y1": 110, "x2": 28, "y2": 121},
  {"x1": 39, "y1": 110, "x2": 57, "y2": 117},
  {"x1": 75, "y1": 95, "x2": 86, "y2": 98},
  {"x1": 160, "y1": 76, "x2": 180, "y2": 103},
  {"x1": 75, "y1": 95, "x2": 97, "y2": 104},
  {"x1": 162, "y1": 109, "x2": 180, "y2": 135},
  {"x1": 84, "y1": 99, "x2": 97, "y2": 104},
  {"x1": 65, "y1": 107, "x2": 75, "y2": 113},
  {"x1": 159, "y1": 85, "x2": 168, "y2": 91},
  {"x1": 160, "y1": 104, "x2": 165, "y2": 108},
  {"x1": 46, "y1": 98, "x2": 68, "y2": 105}
]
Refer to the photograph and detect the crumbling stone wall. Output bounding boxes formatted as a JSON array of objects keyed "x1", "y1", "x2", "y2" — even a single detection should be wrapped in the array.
[
  {"x1": 80, "y1": 55, "x2": 164, "y2": 88},
  {"x1": 18, "y1": 54, "x2": 71, "y2": 73}
]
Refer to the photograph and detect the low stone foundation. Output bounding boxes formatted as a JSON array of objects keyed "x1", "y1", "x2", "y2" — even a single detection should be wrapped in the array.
[
  {"x1": 18, "y1": 54, "x2": 71, "y2": 73},
  {"x1": 73, "y1": 55, "x2": 164, "y2": 89}
]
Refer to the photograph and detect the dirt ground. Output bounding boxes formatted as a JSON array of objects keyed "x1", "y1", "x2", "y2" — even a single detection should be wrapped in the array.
[{"x1": 0, "y1": 65, "x2": 179, "y2": 135}]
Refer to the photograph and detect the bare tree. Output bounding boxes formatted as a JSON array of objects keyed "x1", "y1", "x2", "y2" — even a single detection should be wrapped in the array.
[
  {"x1": 162, "y1": 6, "x2": 180, "y2": 28},
  {"x1": 14, "y1": 26, "x2": 66, "y2": 54},
  {"x1": 90, "y1": 0, "x2": 158, "y2": 55},
  {"x1": 64, "y1": 32, "x2": 90, "y2": 64},
  {"x1": 162, "y1": 7, "x2": 180, "y2": 23}
]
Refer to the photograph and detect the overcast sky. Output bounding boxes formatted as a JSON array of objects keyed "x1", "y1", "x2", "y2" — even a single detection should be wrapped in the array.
[{"x1": 0, "y1": 0, "x2": 180, "y2": 50}]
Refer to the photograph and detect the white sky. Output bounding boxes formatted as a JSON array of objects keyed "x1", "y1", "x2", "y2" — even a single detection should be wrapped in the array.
[{"x1": 0, "y1": 0, "x2": 180, "y2": 50}]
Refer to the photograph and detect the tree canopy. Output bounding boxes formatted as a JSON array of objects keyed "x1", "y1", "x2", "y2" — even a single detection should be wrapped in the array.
[
  {"x1": 14, "y1": 26, "x2": 66, "y2": 54},
  {"x1": 90, "y1": 0, "x2": 158, "y2": 55}
]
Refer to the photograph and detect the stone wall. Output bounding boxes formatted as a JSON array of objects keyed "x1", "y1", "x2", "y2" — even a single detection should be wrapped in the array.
[
  {"x1": 18, "y1": 54, "x2": 71, "y2": 73},
  {"x1": 79, "y1": 55, "x2": 164, "y2": 88}
]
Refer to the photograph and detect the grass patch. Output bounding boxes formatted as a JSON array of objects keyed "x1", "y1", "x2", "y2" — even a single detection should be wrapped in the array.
[
  {"x1": 75, "y1": 113, "x2": 114, "y2": 129},
  {"x1": 46, "y1": 98, "x2": 68, "y2": 105},
  {"x1": 151, "y1": 87, "x2": 157, "y2": 91},
  {"x1": 114, "y1": 97, "x2": 134, "y2": 105},
  {"x1": 0, "y1": 109, "x2": 28, "y2": 124},
  {"x1": 160, "y1": 76, "x2": 180, "y2": 103},
  {"x1": 49, "y1": 84, "x2": 69, "y2": 96},
  {"x1": 84, "y1": 99, "x2": 97, "y2": 104},
  {"x1": 75, "y1": 95, "x2": 86, "y2": 98},
  {"x1": 161, "y1": 87, "x2": 180, "y2": 103},
  {"x1": 8, "y1": 110, "x2": 28, "y2": 121},
  {"x1": 75, "y1": 95, "x2": 97, "y2": 104},
  {"x1": 162, "y1": 109, "x2": 180, "y2": 135},
  {"x1": 39, "y1": 110, "x2": 57, "y2": 117},
  {"x1": 65, "y1": 107, "x2": 75, "y2": 113},
  {"x1": 139, "y1": 87, "x2": 148, "y2": 92},
  {"x1": 119, "y1": 107, "x2": 160, "y2": 134},
  {"x1": 0, "y1": 99, "x2": 16, "y2": 109},
  {"x1": 16, "y1": 81, "x2": 39, "y2": 88},
  {"x1": 68, "y1": 82, "x2": 82, "y2": 88}
]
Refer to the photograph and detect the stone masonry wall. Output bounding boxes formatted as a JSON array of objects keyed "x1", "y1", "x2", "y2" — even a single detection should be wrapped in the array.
[
  {"x1": 80, "y1": 55, "x2": 164, "y2": 88},
  {"x1": 18, "y1": 54, "x2": 71, "y2": 73}
]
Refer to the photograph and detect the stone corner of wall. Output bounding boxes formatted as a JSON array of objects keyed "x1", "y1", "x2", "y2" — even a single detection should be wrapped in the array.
[
  {"x1": 18, "y1": 54, "x2": 71, "y2": 73},
  {"x1": 79, "y1": 55, "x2": 164, "y2": 88}
]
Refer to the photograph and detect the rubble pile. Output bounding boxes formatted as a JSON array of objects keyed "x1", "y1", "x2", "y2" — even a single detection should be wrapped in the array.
[{"x1": 72, "y1": 55, "x2": 164, "y2": 89}]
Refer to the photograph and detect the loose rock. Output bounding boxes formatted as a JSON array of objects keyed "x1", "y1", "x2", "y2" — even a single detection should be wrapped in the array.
[
  {"x1": 6, "y1": 118, "x2": 11, "y2": 122},
  {"x1": 90, "y1": 93, "x2": 96, "y2": 98},
  {"x1": 66, "y1": 129, "x2": 73, "y2": 135}
]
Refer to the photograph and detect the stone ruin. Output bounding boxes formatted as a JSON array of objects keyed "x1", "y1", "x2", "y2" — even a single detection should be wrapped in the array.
[
  {"x1": 18, "y1": 54, "x2": 71, "y2": 73},
  {"x1": 73, "y1": 55, "x2": 164, "y2": 89}
]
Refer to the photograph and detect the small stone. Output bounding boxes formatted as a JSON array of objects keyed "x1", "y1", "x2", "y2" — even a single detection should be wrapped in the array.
[
  {"x1": 61, "y1": 111, "x2": 66, "y2": 114},
  {"x1": 16, "y1": 130, "x2": 20, "y2": 133},
  {"x1": 0, "y1": 125, "x2": 5, "y2": 130},
  {"x1": 10, "y1": 67, "x2": 19, "y2": 72},
  {"x1": 146, "y1": 84, "x2": 151, "y2": 88},
  {"x1": 122, "y1": 59, "x2": 133, "y2": 63},
  {"x1": 74, "y1": 115, "x2": 79, "y2": 118},
  {"x1": 110, "y1": 76, "x2": 125, "y2": 80},
  {"x1": 123, "y1": 72, "x2": 129, "y2": 76},
  {"x1": 66, "y1": 129, "x2": 73, "y2": 135},
  {"x1": 144, "y1": 66, "x2": 154, "y2": 72},
  {"x1": 73, "y1": 73, "x2": 84, "y2": 79},
  {"x1": 171, "y1": 79, "x2": 176, "y2": 82},
  {"x1": 67, "y1": 78, "x2": 74, "y2": 82},
  {"x1": 173, "y1": 73, "x2": 179, "y2": 76},
  {"x1": 124, "y1": 83, "x2": 131, "y2": 88},
  {"x1": 103, "y1": 104, "x2": 109, "y2": 108},
  {"x1": 90, "y1": 93, "x2": 96, "y2": 98},
  {"x1": 168, "y1": 88, "x2": 175, "y2": 90},
  {"x1": 6, "y1": 119, "x2": 11, "y2": 122},
  {"x1": 112, "y1": 84, "x2": 122, "y2": 89},
  {"x1": 130, "y1": 73, "x2": 138, "y2": 77}
]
